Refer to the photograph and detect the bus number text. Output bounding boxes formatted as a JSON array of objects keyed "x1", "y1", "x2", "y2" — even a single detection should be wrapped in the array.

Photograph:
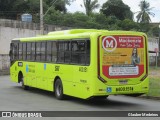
[{"x1": 79, "y1": 67, "x2": 87, "y2": 72}]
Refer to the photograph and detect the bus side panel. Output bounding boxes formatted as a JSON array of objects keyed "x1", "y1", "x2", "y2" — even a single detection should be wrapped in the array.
[
  {"x1": 10, "y1": 62, "x2": 19, "y2": 83},
  {"x1": 44, "y1": 63, "x2": 55, "y2": 92},
  {"x1": 68, "y1": 66, "x2": 92, "y2": 99},
  {"x1": 35, "y1": 63, "x2": 45, "y2": 89}
]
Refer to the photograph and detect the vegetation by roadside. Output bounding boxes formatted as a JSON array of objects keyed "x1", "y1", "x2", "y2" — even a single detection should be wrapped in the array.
[{"x1": 147, "y1": 67, "x2": 160, "y2": 97}]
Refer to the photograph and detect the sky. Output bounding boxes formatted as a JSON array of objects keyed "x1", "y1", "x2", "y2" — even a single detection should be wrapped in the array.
[{"x1": 66, "y1": 0, "x2": 160, "y2": 23}]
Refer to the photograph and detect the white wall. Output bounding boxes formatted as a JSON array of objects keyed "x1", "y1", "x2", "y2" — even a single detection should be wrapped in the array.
[
  {"x1": 0, "y1": 26, "x2": 41, "y2": 54},
  {"x1": 0, "y1": 19, "x2": 70, "y2": 70}
]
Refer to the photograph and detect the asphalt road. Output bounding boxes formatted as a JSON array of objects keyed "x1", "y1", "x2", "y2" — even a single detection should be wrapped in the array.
[{"x1": 0, "y1": 75, "x2": 160, "y2": 120}]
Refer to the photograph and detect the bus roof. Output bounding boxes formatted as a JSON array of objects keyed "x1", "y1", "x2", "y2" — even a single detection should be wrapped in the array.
[
  {"x1": 14, "y1": 29, "x2": 146, "y2": 42},
  {"x1": 47, "y1": 29, "x2": 108, "y2": 35}
]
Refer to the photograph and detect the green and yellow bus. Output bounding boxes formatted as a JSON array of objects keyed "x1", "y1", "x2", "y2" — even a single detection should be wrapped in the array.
[{"x1": 10, "y1": 29, "x2": 149, "y2": 100}]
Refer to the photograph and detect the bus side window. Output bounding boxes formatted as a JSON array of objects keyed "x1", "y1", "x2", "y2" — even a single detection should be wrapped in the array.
[
  {"x1": 77, "y1": 41, "x2": 86, "y2": 64},
  {"x1": 57, "y1": 41, "x2": 64, "y2": 63},
  {"x1": 36, "y1": 42, "x2": 41, "y2": 61},
  {"x1": 18, "y1": 43, "x2": 23, "y2": 60},
  {"x1": 86, "y1": 40, "x2": 90, "y2": 65},
  {"x1": 46, "y1": 41, "x2": 52, "y2": 62},
  {"x1": 9, "y1": 43, "x2": 14, "y2": 62},
  {"x1": 13, "y1": 42, "x2": 18, "y2": 60},
  {"x1": 64, "y1": 41, "x2": 71, "y2": 63},
  {"x1": 10, "y1": 42, "x2": 19, "y2": 63},
  {"x1": 22, "y1": 43, "x2": 26, "y2": 60},
  {"x1": 41, "y1": 42, "x2": 46, "y2": 61},
  {"x1": 71, "y1": 41, "x2": 86, "y2": 65},
  {"x1": 52, "y1": 41, "x2": 57, "y2": 63},
  {"x1": 31, "y1": 42, "x2": 35, "y2": 61},
  {"x1": 71, "y1": 41, "x2": 78, "y2": 64},
  {"x1": 26, "y1": 43, "x2": 31, "y2": 61}
]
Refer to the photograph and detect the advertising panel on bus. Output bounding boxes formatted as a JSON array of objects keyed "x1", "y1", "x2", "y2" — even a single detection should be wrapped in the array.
[{"x1": 101, "y1": 35, "x2": 146, "y2": 79}]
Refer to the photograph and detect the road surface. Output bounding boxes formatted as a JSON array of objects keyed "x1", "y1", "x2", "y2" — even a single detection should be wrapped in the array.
[{"x1": 0, "y1": 75, "x2": 159, "y2": 120}]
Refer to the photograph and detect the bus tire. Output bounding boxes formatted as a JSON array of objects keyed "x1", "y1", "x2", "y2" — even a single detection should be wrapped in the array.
[
  {"x1": 19, "y1": 73, "x2": 29, "y2": 90},
  {"x1": 54, "y1": 79, "x2": 64, "y2": 100}
]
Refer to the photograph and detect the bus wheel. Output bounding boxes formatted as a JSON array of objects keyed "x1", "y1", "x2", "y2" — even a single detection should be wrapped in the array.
[
  {"x1": 20, "y1": 74, "x2": 29, "y2": 90},
  {"x1": 54, "y1": 79, "x2": 64, "y2": 100}
]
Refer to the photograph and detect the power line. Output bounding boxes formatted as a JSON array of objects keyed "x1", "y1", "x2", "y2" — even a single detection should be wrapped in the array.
[{"x1": 43, "y1": 0, "x2": 58, "y2": 17}]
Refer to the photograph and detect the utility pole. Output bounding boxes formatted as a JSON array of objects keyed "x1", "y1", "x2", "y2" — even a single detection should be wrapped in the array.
[
  {"x1": 40, "y1": 0, "x2": 44, "y2": 35},
  {"x1": 40, "y1": 0, "x2": 58, "y2": 35}
]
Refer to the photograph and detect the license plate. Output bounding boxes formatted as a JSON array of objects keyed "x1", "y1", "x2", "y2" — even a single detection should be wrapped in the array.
[
  {"x1": 119, "y1": 80, "x2": 128, "y2": 85},
  {"x1": 116, "y1": 87, "x2": 133, "y2": 92}
]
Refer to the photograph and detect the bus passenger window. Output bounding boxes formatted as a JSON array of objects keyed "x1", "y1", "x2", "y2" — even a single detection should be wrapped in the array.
[
  {"x1": 31, "y1": 42, "x2": 35, "y2": 61},
  {"x1": 18, "y1": 43, "x2": 23, "y2": 60},
  {"x1": 57, "y1": 42, "x2": 64, "y2": 63},
  {"x1": 52, "y1": 41, "x2": 57, "y2": 63},
  {"x1": 10, "y1": 42, "x2": 18, "y2": 61},
  {"x1": 36, "y1": 42, "x2": 41, "y2": 61},
  {"x1": 71, "y1": 41, "x2": 86, "y2": 65},
  {"x1": 86, "y1": 40, "x2": 90, "y2": 65},
  {"x1": 77, "y1": 41, "x2": 86, "y2": 64},
  {"x1": 64, "y1": 42, "x2": 71, "y2": 63},
  {"x1": 26, "y1": 43, "x2": 31, "y2": 61},
  {"x1": 41, "y1": 42, "x2": 46, "y2": 61},
  {"x1": 71, "y1": 41, "x2": 78, "y2": 64},
  {"x1": 9, "y1": 43, "x2": 14, "y2": 62},
  {"x1": 23, "y1": 43, "x2": 26, "y2": 60},
  {"x1": 14, "y1": 43, "x2": 18, "y2": 60},
  {"x1": 46, "y1": 41, "x2": 52, "y2": 62}
]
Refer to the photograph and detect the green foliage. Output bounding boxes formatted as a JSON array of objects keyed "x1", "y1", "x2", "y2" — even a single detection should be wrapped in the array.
[
  {"x1": 83, "y1": 0, "x2": 100, "y2": 16},
  {"x1": 100, "y1": 0, "x2": 133, "y2": 20},
  {"x1": 118, "y1": 19, "x2": 140, "y2": 31},
  {"x1": 148, "y1": 67, "x2": 160, "y2": 97},
  {"x1": 148, "y1": 26, "x2": 160, "y2": 37},
  {"x1": 136, "y1": 0, "x2": 155, "y2": 23},
  {"x1": 0, "y1": 0, "x2": 74, "y2": 20},
  {"x1": 152, "y1": 27, "x2": 159, "y2": 37},
  {"x1": 44, "y1": 10, "x2": 139, "y2": 31},
  {"x1": 139, "y1": 23, "x2": 151, "y2": 32},
  {"x1": 0, "y1": 0, "x2": 17, "y2": 19},
  {"x1": 53, "y1": 0, "x2": 75, "y2": 13}
]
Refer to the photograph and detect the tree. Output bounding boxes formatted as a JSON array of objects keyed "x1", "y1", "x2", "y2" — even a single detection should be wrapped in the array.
[
  {"x1": 0, "y1": 0, "x2": 17, "y2": 19},
  {"x1": 118, "y1": 19, "x2": 139, "y2": 31},
  {"x1": 51, "y1": 0, "x2": 75, "y2": 13},
  {"x1": 83, "y1": 0, "x2": 100, "y2": 16},
  {"x1": 0, "y1": 0, "x2": 75, "y2": 20},
  {"x1": 100, "y1": 0, "x2": 133, "y2": 20},
  {"x1": 151, "y1": 26, "x2": 159, "y2": 37},
  {"x1": 46, "y1": 0, "x2": 75, "y2": 14},
  {"x1": 136, "y1": 0, "x2": 155, "y2": 23}
]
